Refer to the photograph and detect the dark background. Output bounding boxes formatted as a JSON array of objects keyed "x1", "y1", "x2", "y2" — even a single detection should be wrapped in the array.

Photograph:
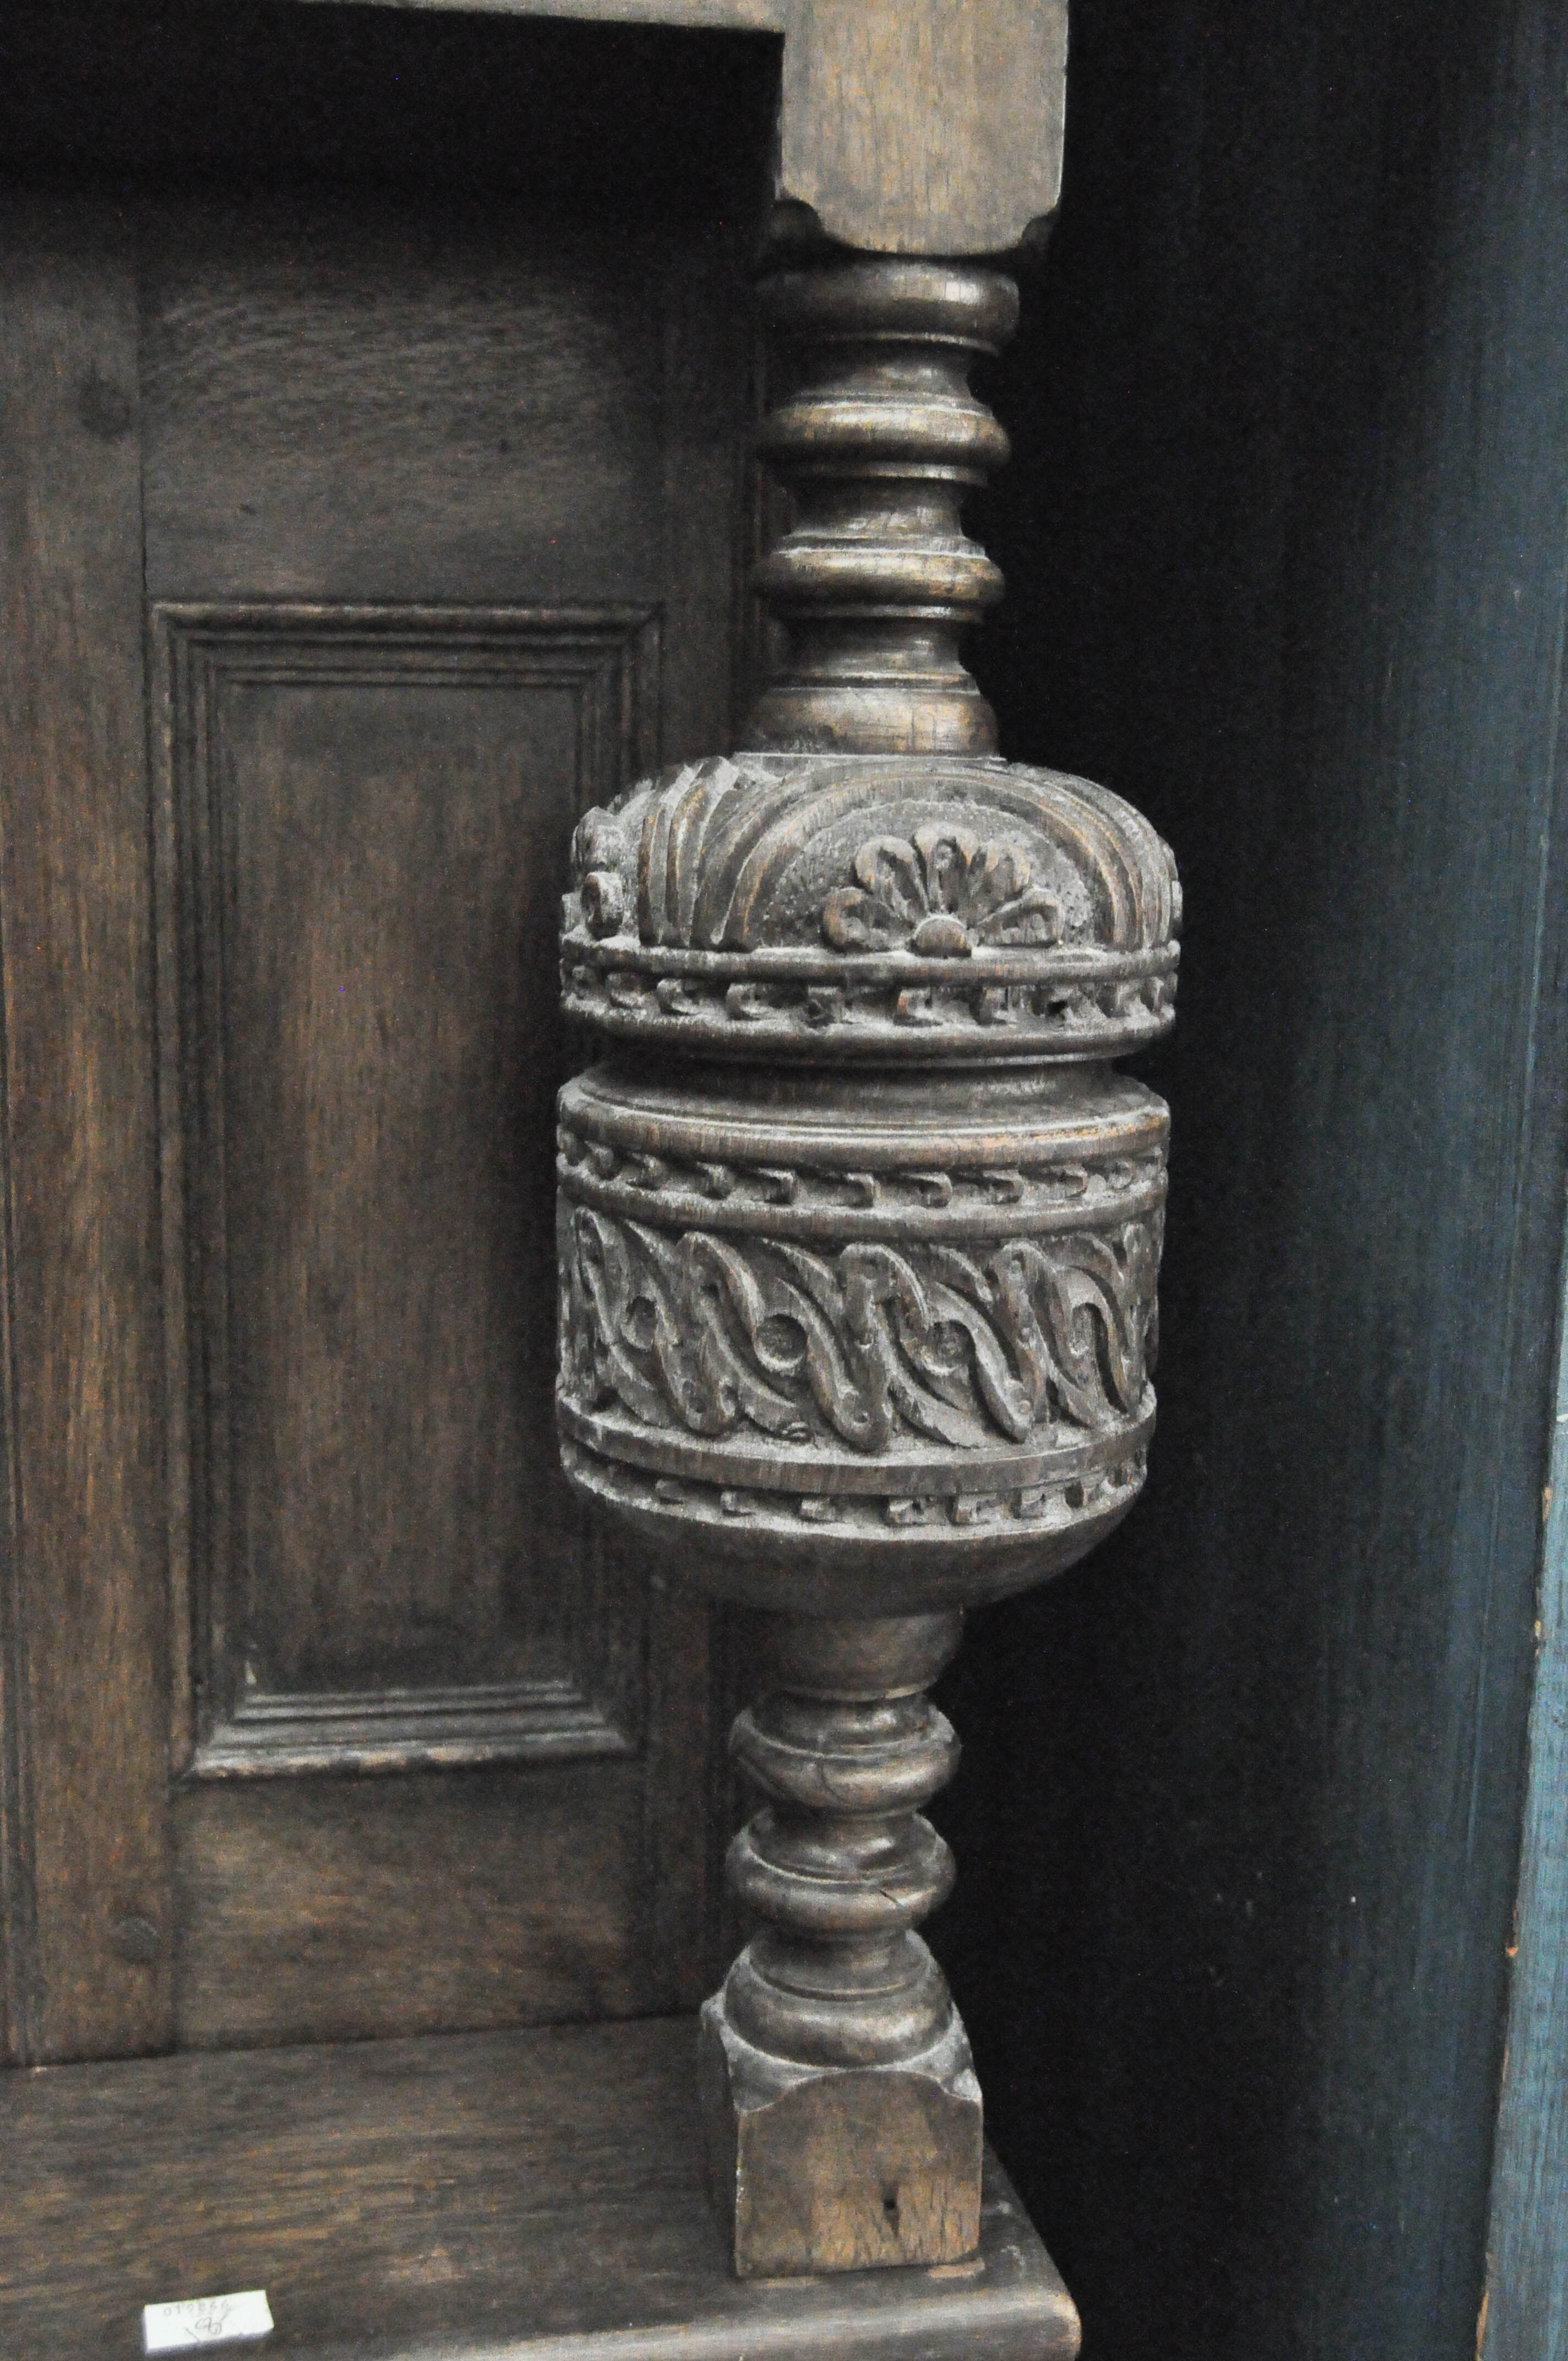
[{"x1": 934, "y1": 2, "x2": 1568, "y2": 2357}]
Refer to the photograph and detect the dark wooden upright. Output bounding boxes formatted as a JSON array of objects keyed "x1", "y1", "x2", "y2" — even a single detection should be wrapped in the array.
[{"x1": 556, "y1": 243, "x2": 1180, "y2": 2275}]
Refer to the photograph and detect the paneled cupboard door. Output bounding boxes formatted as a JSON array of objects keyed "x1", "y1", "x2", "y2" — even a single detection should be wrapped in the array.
[{"x1": 0, "y1": 187, "x2": 747, "y2": 2062}]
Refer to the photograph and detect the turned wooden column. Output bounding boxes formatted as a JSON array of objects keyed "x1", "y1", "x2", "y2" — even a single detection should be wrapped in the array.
[
  {"x1": 557, "y1": 248, "x2": 1179, "y2": 2277},
  {"x1": 703, "y1": 1608, "x2": 978, "y2": 2272},
  {"x1": 747, "y1": 259, "x2": 1015, "y2": 754}
]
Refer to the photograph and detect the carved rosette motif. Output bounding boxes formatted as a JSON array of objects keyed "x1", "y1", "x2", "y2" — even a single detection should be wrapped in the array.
[{"x1": 562, "y1": 751, "x2": 1180, "y2": 1065}]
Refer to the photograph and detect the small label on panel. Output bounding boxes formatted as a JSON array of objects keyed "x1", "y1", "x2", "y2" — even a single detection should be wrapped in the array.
[{"x1": 140, "y1": 2290, "x2": 274, "y2": 2353}]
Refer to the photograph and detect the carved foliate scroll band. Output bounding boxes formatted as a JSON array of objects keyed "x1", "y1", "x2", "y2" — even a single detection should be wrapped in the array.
[
  {"x1": 559, "y1": 1213, "x2": 1157, "y2": 1455},
  {"x1": 556, "y1": 1060, "x2": 1166, "y2": 1609}
]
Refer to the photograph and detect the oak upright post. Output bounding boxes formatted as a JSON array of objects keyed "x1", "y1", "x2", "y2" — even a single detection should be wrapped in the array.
[{"x1": 556, "y1": 240, "x2": 1179, "y2": 2275}]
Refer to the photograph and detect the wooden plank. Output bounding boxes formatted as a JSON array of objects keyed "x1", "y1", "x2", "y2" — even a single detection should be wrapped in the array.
[
  {"x1": 0, "y1": 6, "x2": 780, "y2": 243},
  {"x1": 171, "y1": 1771, "x2": 652, "y2": 2047},
  {"x1": 1475, "y1": 29, "x2": 1568, "y2": 2339},
  {"x1": 0, "y1": 2015, "x2": 1079, "y2": 2359},
  {"x1": 0, "y1": 167, "x2": 742, "y2": 2060},
  {"x1": 655, "y1": 234, "x2": 750, "y2": 766},
  {"x1": 139, "y1": 199, "x2": 671, "y2": 608},
  {"x1": 288, "y1": 0, "x2": 787, "y2": 23},
  {"x1": 150, "y1": 601, "x2": 656, "y2": 1780},
  {"x1": 0, "y1": 195, "x2": 170, "y2": 2064}
]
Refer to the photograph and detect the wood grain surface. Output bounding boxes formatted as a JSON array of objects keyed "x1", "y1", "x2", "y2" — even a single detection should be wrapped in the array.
[
  {"x1": 0, "y1": 3, "x2": 779, "y2": 242},
  {"x1": 155, "y1": 602, "x2": 656, "y2": 1778},
  {"x1": 171, "y1": 1770, "x2": 650, "y2": 2047},
  {"x1": 1, "y1": 159, "x2": 750, "y2": 2059},
  {"x1": 0, "y1": 195, "x2": 171, "y2": 2065},
  {"x1": 775, "y1": 1, "x2": 1065, "y2": 254},
  {"x1": 224, "y1": 0, "x2": 1067, "y2": 253},
  {"x1": 138, "y1": 193, "x2": 741, "y2": 2048},
  {"x1": 0, "y1": 2015, "x2": 1080, "y2": 2360}
]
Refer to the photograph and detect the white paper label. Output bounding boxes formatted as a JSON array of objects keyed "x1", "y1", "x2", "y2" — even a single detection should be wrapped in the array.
[{"x1": 140, "y1": 2290, "x2": 274, "y2": 2353}]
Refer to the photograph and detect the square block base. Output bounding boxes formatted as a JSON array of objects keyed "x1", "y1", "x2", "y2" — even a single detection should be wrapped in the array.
[{"x1": 700, "y1": 1995, "x2": 986, "y2": 2277}]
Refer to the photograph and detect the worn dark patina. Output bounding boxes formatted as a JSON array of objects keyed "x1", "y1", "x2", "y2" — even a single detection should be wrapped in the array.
[{"x1": 558, "y1": 251, "x2": 1180, "y2": 2278}]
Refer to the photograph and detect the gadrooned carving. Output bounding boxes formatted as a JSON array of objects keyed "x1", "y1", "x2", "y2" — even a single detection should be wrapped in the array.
[{"x1": 560, "y1": 752, "x2": 1180, "y2": 1062}]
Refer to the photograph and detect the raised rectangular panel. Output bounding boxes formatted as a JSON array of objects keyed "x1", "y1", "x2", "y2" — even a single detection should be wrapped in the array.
[{"x1": 153, "y1": 603, "x2": 658, "y2": 1782}]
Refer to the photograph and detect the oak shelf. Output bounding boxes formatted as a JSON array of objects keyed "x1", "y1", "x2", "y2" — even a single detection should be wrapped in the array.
[{"x1": 2, "y1": 2014, "x2": 1079, "y2": 2359}]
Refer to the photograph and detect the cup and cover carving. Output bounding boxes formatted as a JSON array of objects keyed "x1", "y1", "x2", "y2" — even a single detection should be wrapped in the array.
[{"x1": 555, "y1": 255, "x2": 1180, "y2": 2278}]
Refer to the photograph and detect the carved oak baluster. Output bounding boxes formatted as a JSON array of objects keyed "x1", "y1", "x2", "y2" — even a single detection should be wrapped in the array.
[{"x1": 556, "y1": 244, "x2": 1180, "y2": 2278}]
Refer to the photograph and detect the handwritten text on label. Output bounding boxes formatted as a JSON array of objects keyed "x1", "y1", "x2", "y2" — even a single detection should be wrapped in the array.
[{"x1": 140, "y1": 2289, "x2": 274, "y2": 2353}]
